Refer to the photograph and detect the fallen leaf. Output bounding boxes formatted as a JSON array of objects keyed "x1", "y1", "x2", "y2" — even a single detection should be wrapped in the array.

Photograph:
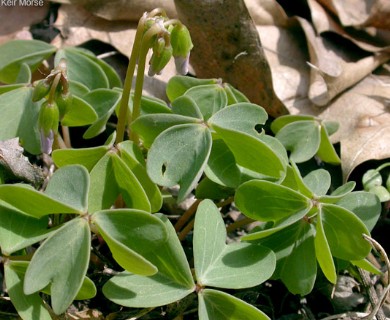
[
  {"x1": 319, "y1": 75, "x2": 390, "y2": 179},
  {"x1": 298, "y1": 17, "x2": 390, "y2": 106},
  {"x1": 308, "y1": 0, "x2": 390, "y2": 53},
  {"x1": 52, "y1": 0, "x2": 177, "y2": 21},
  {"x1": 0, "y1": 4, "x2": 49, "y2": 44}
]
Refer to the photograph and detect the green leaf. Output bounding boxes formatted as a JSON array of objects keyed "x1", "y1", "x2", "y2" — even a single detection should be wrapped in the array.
[
  {"x1": 351, "y1": 259, "x2": 381, "y2": 275},
  {"x1": 44, "y1": 165, "x2": 89, "y2": 213},
  {"x1": 275, "y1": 121, "x2": 321, "y2": 163},
  {"x1": 4, "y1": 261, "x2": 52, "y2": 320},
  {"x1": 147, "y1": 124, "x2": 212, "y2": 203},
  {"x1": 184, "y1": 84, "x2": 228, "y2": 120},
  {"x1": 103, "y1": 214, "x2": 195, "y2": 307},
  {"x1": 316, "y1": 125, "x2": 341, "y2": 164},
  {"x1": 0, "y1": 184, "x2": 83, "y2": 218},
  {"x1": 0, "y1": 205, "x2": 50, "y2": 255},
  {"x1": 290, "y1": 162, "x2": 314, "y2": 198},
  {"x1": 213, "y1": 126, "x2": 286, "y2": 180},
  {"x1": 72, "y1": 47, "x2": 122, "y2": 88},
  {"x1": 131, "y1": 114, "x2": 199, "y2": 148},
  {"x1": 0, "y1": 87, "x2": 40, "y2": 154},
  {"x1": 111, "y1": 153, "x2": 151, "y2": 211},
  {"x1": 92, "y1": 209, "x2": 167, "y2": 275},
  {"x1": 74, "y1": 276, "x2": 97, "y2": 300},
  {"x1": 118, "y1": 141, "x2": 162, "y2": 212},
  {"x1": 15, "y1": 62, "x2": 31, "y2": 83},
  {"x1": 194, "y1": 200, "x2": 275, "y2": 289},
  {"x1": 139, "y1": 95, "x2": 172, "y2": 114},
  {"x1": 209, "y1": 103, "x2": 267, "y2": 136},
  {"x1": 69, "y1": 80, "x2": 89, "y2": 97},
  {"x1": 198, "y1": 289, "x2": 270, "y2": 320},
  {"x1": 335, "y1": 191, "x2": 381, "y2": 232},
  {"x1": 315, "y1": 210, "x2": 337, "y2": 284},
  {"x1": 0, "y1": 83, "x2": 26, "y2": 94},
  {"x1": 82, "y1": 89, "x2": 121, "y2": 139},
  {"x1": 55, "y1": 49, "x2": 109, "y2": 90},
  {"x1": 61, "y1": 95, "x2": 98, "y2": 126},
  {"x1": 271, "y1": 115, "x2": 316, "y2": 133},
  {"x1": 321, "y1": 204, "x2": 371, "y2": 260},
  {"x1": 323, "y1": 120, "x2": 339, "y2": 136},
  {"x1": 0, "y1": 40, "x2": 56, "y2": 84},
  {"x1": 319, "y1": 181, "x2": 356, "y2": 204},
  {"x1": 171, "y1": 95, "x2": 203, "y2": 119},
  {"x1": 196, "y1": 177, "x2": 235, "y2": 200},
  {"x1": 223, "y1": 83, "x2": 250, "y2": 104},
  {"x1": 24, "y1": 218, "x2": 90, "y2": 315},
  {"x1": 88, "y1": 153, "x2": 119, "y2": 213},
  {"x1": 235, "y1": 180, "x2": 311, "y2": 222},
  {"x1": 166, "y1": 75, "x2": 218, "y2": 101},
  {"x1": 256, "y1": 220, "x2": 317, "y2": 295},
  {"x1": 52, "y1": 145, "x2": 110, "y2": 171},
  {"x1": 303, "y1": 169, "x2": 331, "y2": 196},
  {"x1": 205, "y1": 139, "x2": 241, "y2": 188}
]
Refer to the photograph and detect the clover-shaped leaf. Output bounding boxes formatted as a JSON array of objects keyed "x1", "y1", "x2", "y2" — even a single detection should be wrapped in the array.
[
  {"x1": 24, "y1": 218, "x2": 91, "y2": 315},
  {"x1": 194, "y1": 200, "x2": 275, "y2": 289},
  {"x1": 147, "y1": 123, "x2": 212, "y2": 202},
  {"x1": 198, "y1": 289, "x2": 270, "y2": 320}
]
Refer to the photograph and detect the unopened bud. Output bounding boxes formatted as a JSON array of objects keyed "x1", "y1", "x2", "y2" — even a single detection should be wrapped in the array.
[
  {"x1": 32, "y1": 79, "x2": 51, "y2": 102},
  {"x1": 56, "y1": 92, "x2": 73, "y2": 119},
  {"x1": 38, "y1": 101, "x2": 59, "y2": 154},
  {"x1": 170, "y1": 24, "x2": 193, "y2": 59},
  {"x1": 148, "y1": 38, "x2": 173, "y2": 76}
]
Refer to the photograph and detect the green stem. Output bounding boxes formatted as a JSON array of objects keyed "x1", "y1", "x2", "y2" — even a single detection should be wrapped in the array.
[
  {"x1": 47, "y1": 73, "x2": 61, "y2": 104},
  {"x1": 376, "y1": 162, "x2": 390, "y2": 172},
  {"x1": 129, "y1": 23, "x2": 164, "y2": 142},
  {"x1": 115, "y1": 14, "x2": 147, "y2": 145}
]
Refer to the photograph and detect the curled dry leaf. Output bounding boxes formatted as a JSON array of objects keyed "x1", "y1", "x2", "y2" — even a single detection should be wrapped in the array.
[
  {"x1": 308, "y1": 0, "x2": 390, "y2": 53},
  {"x1": 317, "y1": 0, "x2": 390, "y2": 30},
  {"x1": 298, "y1": 17, "x2": 390, "y2": 106}
]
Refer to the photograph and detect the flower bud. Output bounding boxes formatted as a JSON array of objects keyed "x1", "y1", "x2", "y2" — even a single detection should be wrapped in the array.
[
  {"x1": 56, "y1": 92, "x2": 73, "y2": 119},
  {"x1": 38, "y1": 101, "x2": 59, "y2": 154},
  {"x1": 170, "y1": 24, "x2": 193, "y2": 58},
  {"x1": 148, "y1": 38, "x2": 173, "y2": 76},
  {"x1": 362, "y1": 169, "x2": 382, "y2": 191},
  {"x1": 32, "y1": 79, "x2": 51, "y2": 102}
]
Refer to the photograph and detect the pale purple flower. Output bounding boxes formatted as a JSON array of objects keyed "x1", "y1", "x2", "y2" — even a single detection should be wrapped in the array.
[
  {"x1": 40, "y1": 128, "x2": 54, "y2": 154},
  {"x1": 174, "y1": 53, "x2": 190, "y2": 75}
]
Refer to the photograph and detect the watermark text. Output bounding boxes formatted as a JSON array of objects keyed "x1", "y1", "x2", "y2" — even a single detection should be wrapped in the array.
[{"x1": 1, "y1": 0, "x2": 44, "y2": 6}]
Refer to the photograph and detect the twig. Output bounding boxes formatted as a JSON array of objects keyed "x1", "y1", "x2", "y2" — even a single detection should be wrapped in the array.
[
  {"x1": 174, "y1": 199, "x2": 201, "y2": 232},
  {"x1": 361, "y1": 234, "x2": 390, "y2": 320}
]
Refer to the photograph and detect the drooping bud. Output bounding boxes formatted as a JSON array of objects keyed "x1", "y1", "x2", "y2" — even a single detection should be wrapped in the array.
[
  {"x1": 32, "y1": 79, "x2": 51, "y2": 102},
  {"x1": 38, "y1": 101, "x2": 59, "y2": 154},
  {"x1": 148, "y1": 37, "x2": 173, "y2": 76},
  {"x1": 170, "y1": 24, "x2": 193, "y2": 74},
  {"x1": 56, "y1": 92, "x2": 73, "y2": 119}
]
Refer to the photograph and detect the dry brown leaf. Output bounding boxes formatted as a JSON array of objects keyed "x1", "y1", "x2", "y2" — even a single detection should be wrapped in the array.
[
  {"x1": 317, "y1": 0, "x2": 390, "y2": 29},
  {"x1": 298, "y1": 17, "x2": 390, "y2": 106},
  {"x1": 319, "y1": 75, "x2": 390, "y2": 179},
  {"x1": 308, "y1": 0, "x2": 390, "y2": 53},
  {"x1": 0, "y1": 4, "x2": 49, "y2": 44},
  {"x1": 51, "y1": 0, "x2": 176, "y2": 21},
  {"x1": 174, "y1": 0, "x2": 288, "y2": 118}
]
